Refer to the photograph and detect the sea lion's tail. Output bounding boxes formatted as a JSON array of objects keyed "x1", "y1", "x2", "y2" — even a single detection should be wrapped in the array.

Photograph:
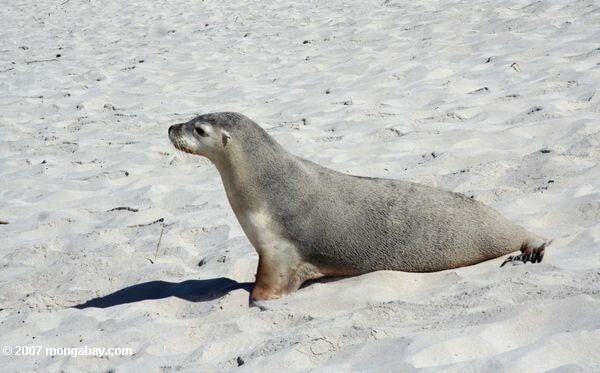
[{"x1": 500, "y1": 237, "x2": 551, "y2": 267}]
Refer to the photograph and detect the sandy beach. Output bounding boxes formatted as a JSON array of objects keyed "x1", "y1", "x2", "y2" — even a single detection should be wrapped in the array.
[{"x1": 1, "y1": 0, "x2": 599, "y2": 371}]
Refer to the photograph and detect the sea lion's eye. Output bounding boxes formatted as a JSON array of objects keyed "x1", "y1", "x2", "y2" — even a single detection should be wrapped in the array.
[{"x1": 195, "y1": 127, "x2": 207, "y2": 137}]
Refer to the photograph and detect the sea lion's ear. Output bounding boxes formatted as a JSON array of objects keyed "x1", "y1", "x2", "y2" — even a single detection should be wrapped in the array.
[{"x1": 221, "y1": 130, "x2": 231, "y2": 147}]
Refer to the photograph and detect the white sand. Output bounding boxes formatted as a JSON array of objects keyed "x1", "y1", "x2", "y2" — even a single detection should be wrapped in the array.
[{"x1": 1, "y1": 0, "x2": 599, "y2": 371}]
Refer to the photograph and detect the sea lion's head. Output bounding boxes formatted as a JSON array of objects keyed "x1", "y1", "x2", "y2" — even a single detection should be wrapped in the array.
[
  {"x1": 169, "y1": 112, "x2": 281, "y2": 166},
  {"x1": 168, "y1": 113, "x2": 235, "y2": 159}
]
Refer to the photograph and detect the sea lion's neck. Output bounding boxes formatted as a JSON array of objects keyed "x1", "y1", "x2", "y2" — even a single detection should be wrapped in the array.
[{"x1": 212, "y1": 138, "x2": 301, "y2": 218}]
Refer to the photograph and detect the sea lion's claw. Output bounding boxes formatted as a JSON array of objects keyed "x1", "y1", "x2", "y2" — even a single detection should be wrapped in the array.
[
  {"x1": 500, "y1": 256, "x2": 514, "y2": 267},
  {"x1": 536, "y1": 247, "x2": 545, "y2": 263},
  {"x1": 501, "y1": 253, "x2": 525, "y2": 267},
  {"x1": 501, "y1": 244, "x2": 547, "y2": 267}
]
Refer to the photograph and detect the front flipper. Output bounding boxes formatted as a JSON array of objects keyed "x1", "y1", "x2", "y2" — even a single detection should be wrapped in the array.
[{"x1": 251, "y1": 250, "x2": 325, "y2": 302}]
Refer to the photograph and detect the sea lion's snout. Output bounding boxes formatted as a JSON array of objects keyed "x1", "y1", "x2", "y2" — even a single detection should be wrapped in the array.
[
  {"x1": 168, "y1": 120, "x2": 221, "y2": 158},
  {"x1": 168, "y1": 123, "x2": 187, "y2": 144},
  {"x1": 168, "y1": 123, "x2": 185, "y2": 137},
  {"x1": 168, "y1": 123, "x2": 194, "y2": 154}
]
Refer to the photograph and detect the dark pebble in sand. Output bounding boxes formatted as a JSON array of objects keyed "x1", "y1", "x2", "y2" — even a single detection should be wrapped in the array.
[
  {"x1": 527, "y1": 106, "x2": 543, "y2": 115},
  {"x1": 217, "y1": 256, "x2": 229, "y2": 263}
]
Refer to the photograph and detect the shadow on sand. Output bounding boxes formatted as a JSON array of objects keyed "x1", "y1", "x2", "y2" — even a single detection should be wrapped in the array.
[{"x1": 73, "y1": 277, "x2": 253, "y2": 309}]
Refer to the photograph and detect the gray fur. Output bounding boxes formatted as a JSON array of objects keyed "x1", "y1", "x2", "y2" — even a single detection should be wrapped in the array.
[{"x1": 169, "y1": 112, "x2": 548, "y2": 274}]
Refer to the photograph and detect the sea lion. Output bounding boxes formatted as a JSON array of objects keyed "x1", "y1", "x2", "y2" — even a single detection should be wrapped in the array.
[{"x1": 168, "y1": 112, "x2": 549, "y2": 301}]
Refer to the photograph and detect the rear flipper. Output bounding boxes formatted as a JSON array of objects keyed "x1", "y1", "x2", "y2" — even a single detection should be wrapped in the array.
[{"x1": 500, "y1": 240, "x2": 550, "y2": 267}]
